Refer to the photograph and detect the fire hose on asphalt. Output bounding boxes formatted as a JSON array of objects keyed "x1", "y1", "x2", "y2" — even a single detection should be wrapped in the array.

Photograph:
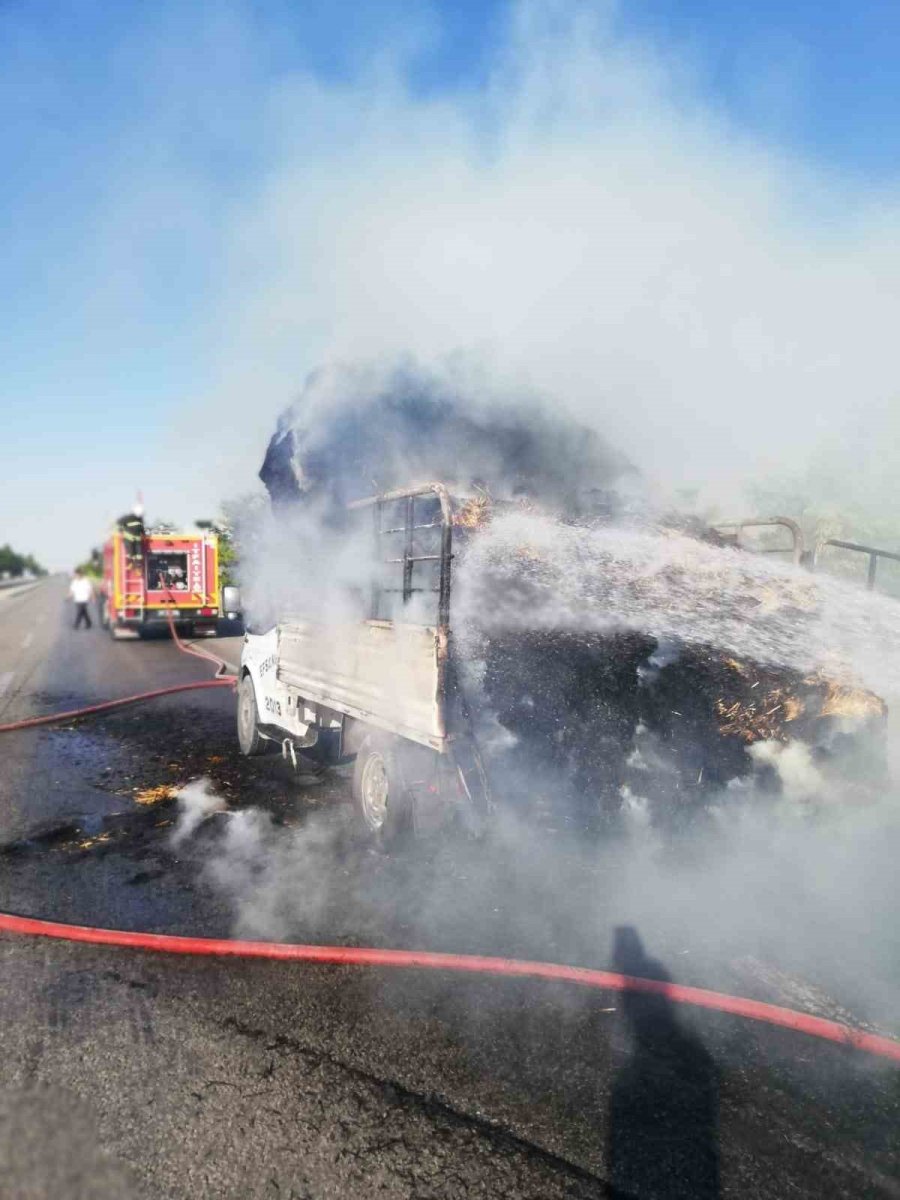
[
  {"x1": 0, "y1": 609, "x2": 236, "y2": 734},
  {"x1": 0, "y1": 617, "x2": 898, "y2": 1065}
]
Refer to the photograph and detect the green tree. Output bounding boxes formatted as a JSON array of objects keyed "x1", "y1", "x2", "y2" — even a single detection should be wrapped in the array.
[
  {"x1": 75, "y1": 547, "x2": 103, "y2": 579},
  {"x1": 0, "y1": 544, "x2": 47, "y2": 578},
  {"x1": 196, "y1": 516, "x2": 238, "y2": 586}
]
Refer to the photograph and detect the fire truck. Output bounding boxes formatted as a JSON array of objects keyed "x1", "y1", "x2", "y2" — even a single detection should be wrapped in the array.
[{"x1": 100, "y1": 525, "x2": 221, "y2": 639}]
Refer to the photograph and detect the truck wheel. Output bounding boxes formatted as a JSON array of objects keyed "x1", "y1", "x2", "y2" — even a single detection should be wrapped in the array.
[
  {"x1": 237, "y1": 675, "x2": 266, "y2": 756},
  {"x1": 351, "y1": 735, "x2": 413, "y2": 849}
]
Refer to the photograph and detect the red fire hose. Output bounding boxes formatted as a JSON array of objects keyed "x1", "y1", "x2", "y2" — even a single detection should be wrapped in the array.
[
  {"x1": 0, "y1": 617, "x2": 898, "y2": 1064},
  {"x1": 0, "y1": 678, "x2": 234, "y2": 733},
  {"x1": 0, "y1": 912, "x2": 897, "y2": 1062},
  {"x1": 0, "y1": 610, "x2": 236, "y2": 734}
]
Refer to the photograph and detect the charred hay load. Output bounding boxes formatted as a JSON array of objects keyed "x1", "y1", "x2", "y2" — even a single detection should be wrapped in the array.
[{"x1": 452, "y1": 502, "x2": 887, "y2": 824}]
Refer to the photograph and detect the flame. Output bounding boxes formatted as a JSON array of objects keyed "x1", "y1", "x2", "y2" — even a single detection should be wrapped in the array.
[
  {"x1": 134, "y1": 784, "x2": 179, "y2": 806},
  {"x1": 453, "y1": 495, "x2": 492, "y2": 529},
  {"x1": 814, "y1": 680, "x2": 886, "y2": 721},
  {"x1": 75, "y1": 832, "x2": 112, "y2": 851},
  {"x1": 717, "y1": 670, "x2": 885, "y2": 743}
]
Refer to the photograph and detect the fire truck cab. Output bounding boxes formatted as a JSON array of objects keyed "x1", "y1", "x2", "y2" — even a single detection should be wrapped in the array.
[{"x1": 100, "y1": 527, "x2": 220, "y2": 639}]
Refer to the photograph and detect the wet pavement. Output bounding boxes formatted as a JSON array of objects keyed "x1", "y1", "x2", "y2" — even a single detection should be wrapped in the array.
[{"x1": 0, "y1": 579, "x2": 898, "y2": 1197}]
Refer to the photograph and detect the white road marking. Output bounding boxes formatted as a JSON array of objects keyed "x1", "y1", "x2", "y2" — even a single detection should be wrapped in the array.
[
  {"x1": 0, "y1": 672, "x2": 14, "y2": 697},
  {"x1": 21, "y1": 632, "x2": 34, "y2": 649}
]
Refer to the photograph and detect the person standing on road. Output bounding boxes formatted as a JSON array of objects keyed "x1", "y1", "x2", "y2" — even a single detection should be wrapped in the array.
[{"x1": 69, "y1": 569, "x2": 94, "y2": 630}]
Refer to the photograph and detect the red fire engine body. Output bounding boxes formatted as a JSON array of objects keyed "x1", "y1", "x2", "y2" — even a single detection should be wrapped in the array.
[{"x1": 100, "y1": 529, "x2": 220, "y2": 638}]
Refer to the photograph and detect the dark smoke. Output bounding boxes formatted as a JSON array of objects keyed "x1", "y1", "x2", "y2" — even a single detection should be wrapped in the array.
[{"x1": 259, "y1": 361, "x2": 632, "y2": 517}]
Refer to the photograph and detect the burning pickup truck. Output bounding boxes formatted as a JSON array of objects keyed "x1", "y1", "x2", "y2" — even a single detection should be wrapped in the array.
[
  {"x1": 239, "y1": 484, "x2": 491, "y2": 844},
  {"x1": 237, "y1": 482, "x2": 886, "y2": 843}
]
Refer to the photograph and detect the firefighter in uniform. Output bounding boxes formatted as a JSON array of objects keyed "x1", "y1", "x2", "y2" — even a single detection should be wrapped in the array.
[{"x1": 118, "y1": 504, "x2": 146, "y2": 567}]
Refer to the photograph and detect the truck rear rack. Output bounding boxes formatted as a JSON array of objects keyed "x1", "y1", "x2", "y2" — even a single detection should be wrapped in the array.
[{"x1": 349, "y1": 483, "x2": 454, "y2": 627}]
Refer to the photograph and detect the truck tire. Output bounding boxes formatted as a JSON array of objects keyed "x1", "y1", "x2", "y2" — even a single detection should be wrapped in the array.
[
  {"x1": 351, "y1": 734, "x2": 413, "y2": 849},
  {"x1": 237, "y1": 674, "x2": 266, "y2": 756}
]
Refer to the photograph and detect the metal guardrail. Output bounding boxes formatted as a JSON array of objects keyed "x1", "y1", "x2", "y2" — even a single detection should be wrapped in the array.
[
  {"x1": 0, "y1": 578, "x2": 40, "y2": 592},
  {"x1": 714, "y1": 520, "x2": 899, "y2": 594},
  {"x1": 712, "y1": 517, "x2": 805, "y2": 565},
  {"x1": 813, "y1": 539, "x2": 900, "y2": 592}
]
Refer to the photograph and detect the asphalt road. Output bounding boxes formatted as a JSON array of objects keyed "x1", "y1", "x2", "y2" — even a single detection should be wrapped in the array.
[{"x1": 0, "y1": 578, "x2": 897, "y2": 1198}]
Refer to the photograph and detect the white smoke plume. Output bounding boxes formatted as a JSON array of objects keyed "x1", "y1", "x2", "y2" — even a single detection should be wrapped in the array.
[
  {"x1": 170, "y1": 778, "x2": 229, "y2": 848},
  {"x1": 232, "y1": 495, "x2": 379, "y2": 631},
  {"x1": 195, "y1": 0, "x2": 900, "y2": 523},
  {"x1": 171, "y1": 769, "x2": 900, "y2": 1034},
  {"x1": 745, "y1": 740, "x2": 824, "y2": 804},
  {"x1": 11, "y1": 1, "x2": 900, "y2": 568},
  {"x1": 203, "y1": 808, "x2": 345, "y2": 942}
]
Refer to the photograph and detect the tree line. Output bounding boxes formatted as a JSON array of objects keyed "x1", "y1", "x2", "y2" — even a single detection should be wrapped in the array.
[{"x1": 0, "y1": 544, "x2": 47, "y2": 578}]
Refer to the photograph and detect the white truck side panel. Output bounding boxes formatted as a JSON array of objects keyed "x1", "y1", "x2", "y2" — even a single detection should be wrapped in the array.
[{"x1": 276, "y1": 619, "x2": 445, "y2": 750}]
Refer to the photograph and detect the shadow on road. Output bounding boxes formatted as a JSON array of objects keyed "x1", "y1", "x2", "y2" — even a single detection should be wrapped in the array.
[{"x1": 607, "y1": 926, "x2": 720, "y2": 1199}]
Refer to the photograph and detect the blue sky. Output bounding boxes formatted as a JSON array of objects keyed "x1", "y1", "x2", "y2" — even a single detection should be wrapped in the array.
[
  {"x1": 2, "y1": 0, "x2": 899, "y2": 568},
  {"x1": 625, "y1": 0, "x2": 900, "y2": 176}
]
